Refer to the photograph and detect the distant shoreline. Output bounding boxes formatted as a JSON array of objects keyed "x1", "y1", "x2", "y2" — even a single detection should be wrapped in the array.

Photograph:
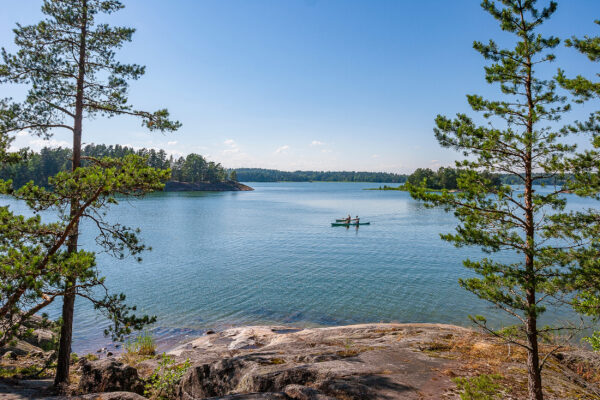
[
  {"x1": 366, "y1": 184, "x2": 448, "y2": 192},
  {"x1": 164, "y1": 181, "x2": 254, "y2": 192}
]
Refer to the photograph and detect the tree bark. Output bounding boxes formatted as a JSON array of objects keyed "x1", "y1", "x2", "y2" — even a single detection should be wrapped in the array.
[
  {"x1": 54, "y1": 0, "x2": 87, "y2": 387},
  {"x1": 521, "y1": 3, "x2": 544, "y2": 395},
  {"x1": 526, "y1": 307, "x2": 544, "y2": 400},
  {"x1": 524, "y1": 153, "x2": 542, "y2": 400}
]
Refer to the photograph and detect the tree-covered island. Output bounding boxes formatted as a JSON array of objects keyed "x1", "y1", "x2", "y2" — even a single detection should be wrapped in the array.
[{"x1": 0, "y1": 144, "x2": 251, "y2": 191}]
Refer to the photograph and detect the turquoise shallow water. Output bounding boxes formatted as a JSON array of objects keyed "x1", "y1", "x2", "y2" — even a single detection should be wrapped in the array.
[{"x1": 4, "y1": 182, "x2": 587, "y2": 353}]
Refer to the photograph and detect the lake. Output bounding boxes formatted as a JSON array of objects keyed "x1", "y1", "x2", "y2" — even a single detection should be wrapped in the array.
[{"x1": 5, "y1": 182, "x2": 588, "y2": 353}]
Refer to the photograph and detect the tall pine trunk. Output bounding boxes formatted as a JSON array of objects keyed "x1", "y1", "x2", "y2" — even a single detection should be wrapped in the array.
[
  {"x1": 524, "y1": 176, "x2": 543, "y2": 400},
  {"x1": 526, "y1": 306, "x2": 543, "y2": 400},
  {"x1": 524, "y1": 153, "x2": 542, "y2": 400},
  {"x1": 54, "y1": 0, "x2": 87, "y2": 386},
  {"x1": 521, "y1": 8, "x2": 544, "y2": 394}
]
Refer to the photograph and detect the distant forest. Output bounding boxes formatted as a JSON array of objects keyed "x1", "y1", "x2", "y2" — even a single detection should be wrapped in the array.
[
  {"x1": 405, "y1": 168, "x2": 568, "y2": 189},
  {"x1": 0, "y1": 145, "x2": 570, "y2": 188},
  {"x1": 233, "y1": 168, "x2": 406, "y2": 183},
  {"x1": 0, "y1": 144, "x2": 231, "y2": 188}
]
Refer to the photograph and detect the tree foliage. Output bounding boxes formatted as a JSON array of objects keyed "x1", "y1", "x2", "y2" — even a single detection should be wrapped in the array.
[
  {"x1": 0, "y1": 139, "x2": 165, "y2": 347},
  {"x1": 0, "y1": 0, "x2": 180, "y2": 386},
  {"x1": 406, "y1": 167, "x2": 501, "y2": 190},
  {"x1": 408, "y1": 1, "x2": 600, "y2": 399},
  {"x1": 0, "y1": 144, "x2": 228, "y2": 188},
  {"x1": 557, "y1": 19, "x2": 600, "y2": 339}
]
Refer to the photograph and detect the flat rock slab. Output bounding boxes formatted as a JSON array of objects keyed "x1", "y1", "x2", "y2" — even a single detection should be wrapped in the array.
[
  {"x1": 171, "y1": 323, "x2": 470, "y2": 399},
  {"x1": 0, "y1": 379, "x2": 53, "y2": 400}
]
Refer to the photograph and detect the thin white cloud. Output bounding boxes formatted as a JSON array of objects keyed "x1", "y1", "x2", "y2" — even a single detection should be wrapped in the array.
[
  {"x1": 10, "y1": 136, "x2": 70, "y2": 151},
  {"x1": 275, "y1": 145, "x2": 290, "y2": 154},
  {"x1": 310, "y1": 140, "x2": 325, "y2": 146},
  {"x1": 429, "y1": 159, "x2": 442, "y2": 170},
  {"x1": 222, "y1": 139, "x2": 241, "y2": 155},
  {"x1": 321, "y1": 149, "x2": 332, "y2": 154},
  {"x1": 167, "y1": 141, "x2": 178, "y2": 146}
]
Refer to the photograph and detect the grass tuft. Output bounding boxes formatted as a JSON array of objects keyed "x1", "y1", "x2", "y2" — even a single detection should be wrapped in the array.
[{"x1": 122, "y1": 330, "x2": 156, "y2": 365}]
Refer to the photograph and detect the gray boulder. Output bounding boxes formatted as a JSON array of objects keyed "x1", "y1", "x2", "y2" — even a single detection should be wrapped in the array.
[
  {"x1": 53, "y1": 392, "x2": 148, "y2": 400},
  {"x1": 78, "y1": 358, "x2": 145, "y2": 395},
  {"x1": 283, "y1": 384, "x2": 337, "y2": 400},
  {"x1": 23, "y1": 328, "x2": 56, "y2": 350},
  {"x1": 203, "y1": 395, "x2": 288, "y2": 400},
  {"x1": 0, "y1": 339, "x2": 44, "y2": 358}
]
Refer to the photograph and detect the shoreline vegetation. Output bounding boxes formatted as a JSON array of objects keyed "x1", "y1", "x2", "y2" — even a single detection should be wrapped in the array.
[
  {"x1": 367, "y1": 184, "x2": 449, "y2": 192},
  {"x1": 368, "y1": 167, "x2": 571, "y2": 192},
  {"x1": 164, "y1": 181, "x2": 254, "y2": 192},
  {"x1": 1, "y1": 146, "x2": 573, "y2": 191}
]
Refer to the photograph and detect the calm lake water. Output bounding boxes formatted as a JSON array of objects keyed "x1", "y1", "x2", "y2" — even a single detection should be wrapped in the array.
[{"x1": 5, "y1": 182, "x2": 590, "y2": 353}]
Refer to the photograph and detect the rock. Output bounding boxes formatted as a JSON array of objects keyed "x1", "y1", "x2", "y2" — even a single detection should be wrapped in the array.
[
  {"x1": 284, "y1": 384, "x2": 337, "y2": 400},
  {"x1": 178, "y1": 358, "x2": 249, "y2": 399},
  {"x1": 2, "y1": 351, "x2": 17, "y2": 360},
  {"x1": 53, "y1": 392, "x2": 148, "y2": 400},
  {"x1": 23, "y1": 328, "x2": 56, "y2": 350},
  {"x1": 206, "y1": 330, "x2": 216, "y2": 335},
  {"x1": 203, "y1": 394, "x2": 288, "y2": 400},
  {"x1": 246, "y1": 365, "x2": 319, "y2": 393},
  {"x1": 168, "y1": 323, "x2": 600, "y2": 400},
  {"x1": 173, "y1": 324, "x2": 471, "y2": 400},
  {"x1": 21, "y1": 314, "x2": 45, "y2": 329},
  {"x1": 0, "y1": 339, "x2": 44, "y2": 358},
  {"x1": 78, "y1": 358, "x2": 144, "y2": 395}
]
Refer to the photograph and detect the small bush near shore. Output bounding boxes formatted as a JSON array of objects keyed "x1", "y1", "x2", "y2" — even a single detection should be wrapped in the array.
[{"x1": 144, "y1": 354, "x2": 190, "y2": 400}]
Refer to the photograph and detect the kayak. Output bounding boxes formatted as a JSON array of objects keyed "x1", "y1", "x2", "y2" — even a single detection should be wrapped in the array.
[
  {"x1": 335, "y1": 218, "x2": 350, "y2": 222},
  {"x1": 331, "y1": 222, "x2": 370, "y2": 226}
]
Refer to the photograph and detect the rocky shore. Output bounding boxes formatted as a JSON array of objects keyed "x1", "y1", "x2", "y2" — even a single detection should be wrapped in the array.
[
  {"x1": 1, "y1": 323, "x2": 600, "y2": 399},
  {"x1": 164, "y1": 181, "x2": 254, "y2": 192}
]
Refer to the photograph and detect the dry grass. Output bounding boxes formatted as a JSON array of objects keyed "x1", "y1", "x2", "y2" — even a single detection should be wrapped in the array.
[
  {"x1": 120, "y1": 331, "x2": 156, "y2": 366},
  {"x1": 439, "y1": 332, "x2": 600, "y2": 400},
  {"x1": 571, "y1": 360, "x2": 600, "y2": 383}
]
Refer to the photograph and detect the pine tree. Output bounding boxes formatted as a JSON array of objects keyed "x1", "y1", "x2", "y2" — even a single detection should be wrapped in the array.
[
  {"x1": 408, "y1": 1, "x2": 600, "y2": 399},
  {"x1": 0, "y1": 0, "x2": 180, "y2": 387},
  {"x1": 556, "y1": 21, "x2": 600, "y2": 342}
]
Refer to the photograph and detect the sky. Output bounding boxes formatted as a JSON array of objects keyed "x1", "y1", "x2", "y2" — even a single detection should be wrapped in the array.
[{"x1": 1, "y1": 0, "x2": 600, "y2": 173}]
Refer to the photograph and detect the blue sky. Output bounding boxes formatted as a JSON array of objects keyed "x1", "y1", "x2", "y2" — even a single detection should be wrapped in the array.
[{"x1": 1, "y1": 0, "x2": 599, "y2": 173}]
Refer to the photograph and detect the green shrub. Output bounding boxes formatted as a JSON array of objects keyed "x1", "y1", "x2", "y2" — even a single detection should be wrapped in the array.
[
  {"x1": 144, "y1": 354, "x2": 190, "y2": 400},
  {"x1": 453, "y1": 374, "x2": 503, "y2": 400},
  {"x1": 0, "y1": 365, "x2": 44, "y2": 378},
  {"x1": 583, "y1": 331, "x2": 600, "y2": 352}
]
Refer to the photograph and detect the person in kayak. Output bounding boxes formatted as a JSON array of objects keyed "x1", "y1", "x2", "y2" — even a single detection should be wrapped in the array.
[
  {"x1": 354, "y1": 215, "x2": 360, "y2": 224},
  {"x1": 346, "y1": 214, "x2": 352, "y2": 224}
]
